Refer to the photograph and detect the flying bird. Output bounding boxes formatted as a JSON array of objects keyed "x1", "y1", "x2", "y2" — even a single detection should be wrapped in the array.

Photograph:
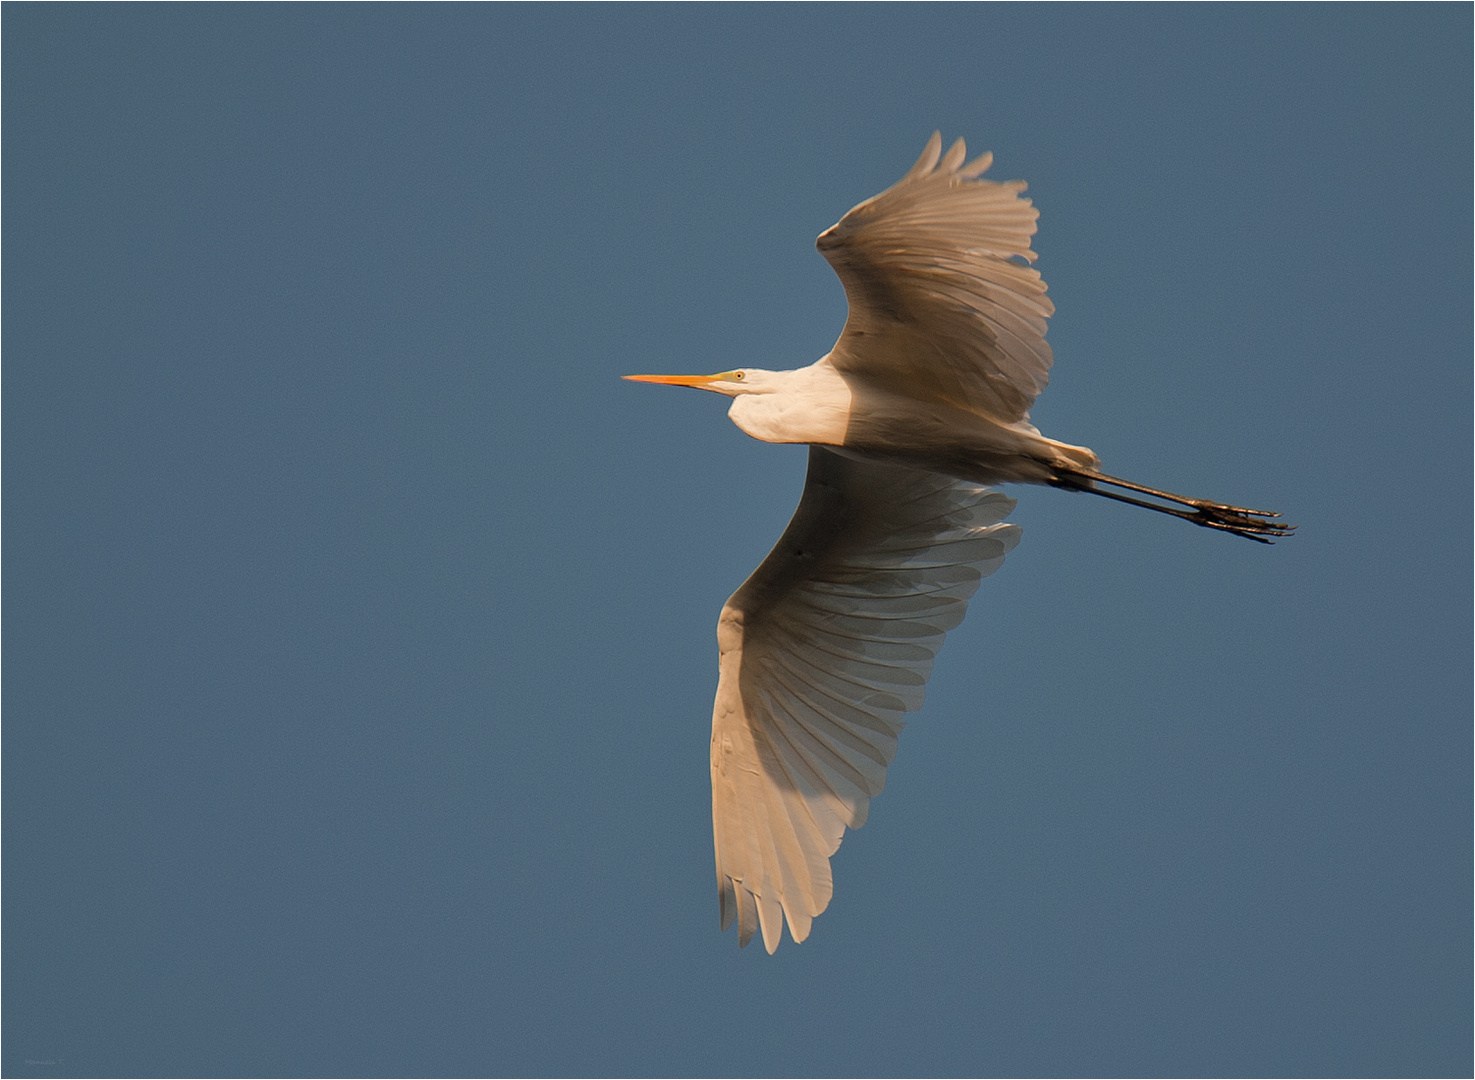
[{"x1": 626, "y1": 133, "x2": 1291, "y2": 954}]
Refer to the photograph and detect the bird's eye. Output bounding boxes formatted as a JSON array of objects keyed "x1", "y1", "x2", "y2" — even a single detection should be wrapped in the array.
[{"x1": 732, "y1": 371, "x2": 745, "y2": 381}]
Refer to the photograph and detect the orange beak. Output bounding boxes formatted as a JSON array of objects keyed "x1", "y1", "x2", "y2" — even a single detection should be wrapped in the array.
[{"x1": 621, "y1": 373, "x2": 725, "y2": 388}]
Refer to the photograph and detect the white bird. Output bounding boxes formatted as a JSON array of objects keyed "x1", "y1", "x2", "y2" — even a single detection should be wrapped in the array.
[{"x1": 626, "y1": 133, "x2": 1290, "y2": 953}]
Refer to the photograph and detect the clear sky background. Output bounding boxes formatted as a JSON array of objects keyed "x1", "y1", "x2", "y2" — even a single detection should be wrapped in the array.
[{"x1": 6, "y1": 6, "x2": 1470, "y2": 1077}]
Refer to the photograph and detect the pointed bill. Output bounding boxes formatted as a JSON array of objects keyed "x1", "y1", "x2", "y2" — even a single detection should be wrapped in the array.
[{"x1": 622, "y1": 373, "x2": 726, "y2": 387}]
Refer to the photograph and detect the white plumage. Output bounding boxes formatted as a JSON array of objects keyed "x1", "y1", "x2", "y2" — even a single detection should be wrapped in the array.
[{"x1": 627, "y1": 133, "x2": 1289, "y2": 953}]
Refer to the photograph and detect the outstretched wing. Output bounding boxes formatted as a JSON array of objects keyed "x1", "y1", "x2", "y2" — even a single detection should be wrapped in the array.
[
  {"x1": 818, "y1": 131, "x2": 1054, "y2": 423},
  {"x1": 711, "y1": 447, "x2": 1020, "y2": 952}
]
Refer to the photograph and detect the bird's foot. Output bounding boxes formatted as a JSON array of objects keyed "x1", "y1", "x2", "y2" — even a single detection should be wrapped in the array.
[{"x1": 1181, "y1": 500, "x2": 1296, "y2": 543}]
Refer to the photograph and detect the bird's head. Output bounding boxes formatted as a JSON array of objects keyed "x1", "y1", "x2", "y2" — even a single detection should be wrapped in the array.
[{"x1": 622, "y1": 369, "x2": 776, "y2": 397}]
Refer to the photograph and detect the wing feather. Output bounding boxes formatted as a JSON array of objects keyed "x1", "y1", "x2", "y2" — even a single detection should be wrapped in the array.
[
  {"x1": 817, "y1": 132, "x2": 1054, "y2": 422},
  {"x1": 710, "y1": 447, "x2": 1020, "y2": 952}
]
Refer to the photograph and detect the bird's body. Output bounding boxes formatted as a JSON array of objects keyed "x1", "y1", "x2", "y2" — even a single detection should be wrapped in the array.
[
  {"x1": 722, "y1": 359, "x2": 1099, "y2": 485},
  {"x1": 627, "y1": 133, "x2": 1290, "y2": 954}
]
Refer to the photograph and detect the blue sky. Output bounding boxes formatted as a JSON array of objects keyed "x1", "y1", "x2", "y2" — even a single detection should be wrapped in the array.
[{"x1": 6, "y1": 6, "x2": 1470, "y2": 1076}]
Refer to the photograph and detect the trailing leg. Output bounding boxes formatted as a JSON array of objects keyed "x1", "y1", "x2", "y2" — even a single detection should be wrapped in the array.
[{"x1": 1049, "y1": 469, "x2": 1294, "y2": 543}]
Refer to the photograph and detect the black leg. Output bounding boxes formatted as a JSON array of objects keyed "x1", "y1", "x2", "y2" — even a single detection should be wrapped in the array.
[{"x1": 1049, "y1": 470, "x2": 1294, "y2": 543}]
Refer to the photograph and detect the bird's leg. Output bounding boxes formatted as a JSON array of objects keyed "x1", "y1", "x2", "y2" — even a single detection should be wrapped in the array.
[{"x1": 1048, "y1": 470, "x2": 1294, "y2": 543}]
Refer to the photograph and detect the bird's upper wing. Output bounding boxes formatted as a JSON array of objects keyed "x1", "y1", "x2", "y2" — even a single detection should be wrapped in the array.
[
  {"x1": 711, "y1": 446, "x2": 1020, "y2": 952},
  {"x1": 818, "y1": 132, "x2": 1054, "y2": 422}
]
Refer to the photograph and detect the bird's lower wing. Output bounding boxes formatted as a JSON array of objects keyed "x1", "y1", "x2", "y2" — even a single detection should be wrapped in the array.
[{"x1": 711, "y1": 447, "x2": 1020, "y2": 953}]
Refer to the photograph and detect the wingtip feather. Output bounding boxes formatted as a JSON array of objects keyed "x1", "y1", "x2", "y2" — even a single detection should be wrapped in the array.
[
  {"x1": 736, "y1": 887, "x2": 758, "y2": 947},
  {"x1": 759, "y1": 892, "x2": 784, "y2": 953},
  {"x1": 905, "y1": 131, "x2": 944, "y2": 180},
  {"x1": 959, "y1": 150, "x2": 994, "y2": 178},
  {"x1": 940, "y1": 137, "x2": 967, "y2": 173}
]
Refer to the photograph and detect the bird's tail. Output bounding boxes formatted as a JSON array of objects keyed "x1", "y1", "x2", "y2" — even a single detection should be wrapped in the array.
[{"x1": 1041, "y1": 438, "x2": 1101, "y2": 473}]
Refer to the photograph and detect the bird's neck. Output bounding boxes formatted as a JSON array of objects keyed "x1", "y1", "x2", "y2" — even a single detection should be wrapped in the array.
[{"x1": 726, "y1": 361, "x2": 853, "y2": 446}]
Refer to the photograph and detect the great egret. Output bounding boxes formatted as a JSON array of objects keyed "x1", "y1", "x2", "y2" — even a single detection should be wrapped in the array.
[{"x1": 626, "y1": 133, "x2": 1291, "y2": 954}]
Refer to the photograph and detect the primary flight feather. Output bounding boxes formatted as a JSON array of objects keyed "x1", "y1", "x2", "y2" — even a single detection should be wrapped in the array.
[{"x1": 626, "y1": 133, "x2": 1291, "y2": 953}]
